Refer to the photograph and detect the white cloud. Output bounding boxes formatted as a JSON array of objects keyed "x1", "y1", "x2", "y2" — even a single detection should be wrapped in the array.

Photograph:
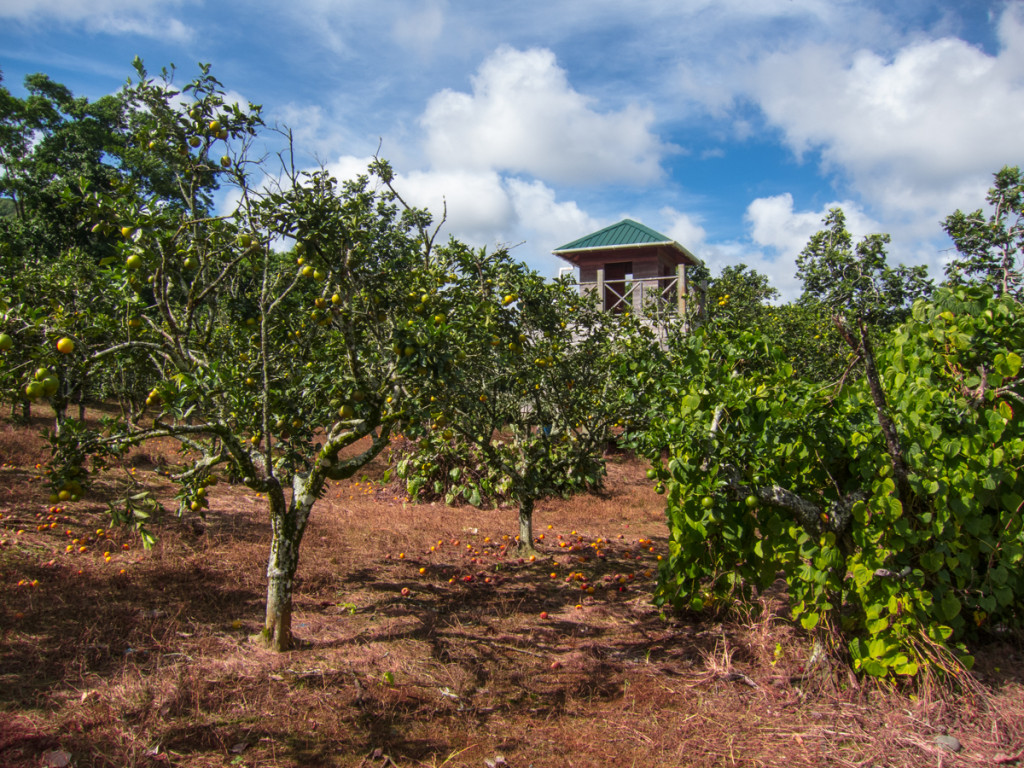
[
  {"x1": 321, "y1": 156, "x2": 601, "y2": 274},
  {"x1": 395, "y1": 170, "x2": 604, "y2": 275},
  {"x1": 420, "y1": 46, "x2": 665, "y2": 185},
  {"x1": 325, "y1": 155, "x2": 378, "y2": 187},
  {"x1": 749, "y1": 4, "x2": 1024, "y2": 223},
  {"x1": 745, "y1": 194, "x2": 880, "y2": 255},
  {"x1": 276, "y1": 0, "x2": 362, "y2": 55},
  {"x1": 399, "y1": 168, "x2": 516, "y2": 244},
  {"x1": 505, "y1": 179, "x2": 601, "y2": 250},
  {"x1": 662, "y1": 208, "x2": 709, "y2": 254},
  {"x1": 0, "y1": 0, "x2": 194, "y2": 41},
  {"x1": 653, "y1": 195, "x2": 892, "y2": 302}
]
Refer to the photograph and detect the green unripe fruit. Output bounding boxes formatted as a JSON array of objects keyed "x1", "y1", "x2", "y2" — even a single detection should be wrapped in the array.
[
  {"x1": 701, "y1": 496, "x2": 714, "y2": 510},
  {"x1": 0, "y1": 333, "x2": 13, "y2": 351},
  {"x1": 745, "y1": 495, "x2": 759, "y2": 509}
]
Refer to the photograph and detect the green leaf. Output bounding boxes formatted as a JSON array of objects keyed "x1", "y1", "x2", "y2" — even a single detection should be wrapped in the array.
[
  {"x1": 893, "y1": 660, "x2": 919, "y2": 676},
  {"x1": 1006, "y1": 352, "x2": 1022, "y2": 377},
  {"x1": 867, "y1": 637, "x2": 888, "y2": 658},
  {"x1": 860, "y1": 658, "x2": 888, "y2": 677},
  {"x1": 940, "y1": 593, "x2": 961, "y2": 621},
  {"x1": 990, "y1": 565, "x2": 1009, "y2": 587},
  {"x1": 866, "y1": 617, "x2": 890, "y2": 634}
]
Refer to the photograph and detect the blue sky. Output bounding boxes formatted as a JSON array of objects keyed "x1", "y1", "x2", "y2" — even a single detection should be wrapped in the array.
[{"x1": 2, "y1": 0, "x2": 1022, "y2": 299}]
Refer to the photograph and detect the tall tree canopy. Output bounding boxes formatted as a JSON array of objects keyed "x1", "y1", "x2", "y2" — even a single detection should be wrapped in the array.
[{"x1": 944, "y1": 165, "x2": 1023, "y2": 300}]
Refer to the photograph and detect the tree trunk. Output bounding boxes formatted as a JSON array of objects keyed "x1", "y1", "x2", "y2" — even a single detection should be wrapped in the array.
[
  {"x1": 261, "y1": 524, "x2": 299, "y2": 651},
  {"x1": 264, "y1": 564, "x2": 294, "y2": 651},
  {"x1": 857, "y1": 320, "x2": 911, "y2": 499},
  {"x1": 518, "y1": 497, "x2": 535, "y2": 553},
  {"x1": 258, "y1": 480, "x2": 313, "y2": 652}
]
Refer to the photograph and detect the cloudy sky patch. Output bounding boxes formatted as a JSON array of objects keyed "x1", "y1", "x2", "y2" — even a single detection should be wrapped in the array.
[{"x1": 2, "y1": 0, "x2": 1021, "y2": 299}]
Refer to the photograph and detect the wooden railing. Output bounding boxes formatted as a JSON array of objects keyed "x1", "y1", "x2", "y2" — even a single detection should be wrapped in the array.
[{"x1": 572, "y1": 265, "x2": 690, "y2": 323}]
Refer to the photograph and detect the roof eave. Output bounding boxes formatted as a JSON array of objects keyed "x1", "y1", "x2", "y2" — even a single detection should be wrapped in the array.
[{"x1": 553, "y1": 240, "x2": 703, "y2": 267}]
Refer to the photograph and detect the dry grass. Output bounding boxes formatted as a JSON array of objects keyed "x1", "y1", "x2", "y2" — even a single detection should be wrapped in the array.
[{"x1": 2, "y1": 409, "x2": 1024, "y2": 767}]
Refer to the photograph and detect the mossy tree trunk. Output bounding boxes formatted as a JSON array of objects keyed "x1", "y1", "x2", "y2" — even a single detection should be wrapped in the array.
[{"x1": 260, "y1": 476, "x2": 314, "y2": 652}]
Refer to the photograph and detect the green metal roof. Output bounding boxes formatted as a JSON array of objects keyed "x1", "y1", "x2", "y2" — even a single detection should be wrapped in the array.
[{"x1": 553, "y1": 219, "x2": 674, "y2": 252}]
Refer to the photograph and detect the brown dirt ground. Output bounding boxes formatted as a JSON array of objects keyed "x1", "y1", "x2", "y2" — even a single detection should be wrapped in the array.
[{"x1": 1, "y1": 409, "x2": 1023, "y2": 768}]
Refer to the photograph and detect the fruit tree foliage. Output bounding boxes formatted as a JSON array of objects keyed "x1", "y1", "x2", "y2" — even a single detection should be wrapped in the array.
[
  {"x1": 4, "y1": 60, "x2": 472, "y2": 651},
  {"x1": 390, "y1": 243, "x2": 656, "y2": 549}
]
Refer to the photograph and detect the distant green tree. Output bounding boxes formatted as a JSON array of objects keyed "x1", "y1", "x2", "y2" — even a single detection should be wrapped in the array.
[
  {"x1": 0, "y1": 70, "x2": 135, "y2": 421},
  {"x1": 944, "y1": 166, "x2": 1023, "y2": 299},
  {"x1": 0, "y1": 69, "x2": 127, "y2": 258},
  {"x1": 701, "y1": 262, "x2": 848, "y2": 384},
  {"x1": 796, "y1": 208, "x2": 933, "y2": 335}
]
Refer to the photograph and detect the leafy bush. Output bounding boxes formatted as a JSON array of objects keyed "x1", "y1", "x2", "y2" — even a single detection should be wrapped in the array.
[{"x1": 641, "y1": 286, "x2": 1023, "y2": 678}]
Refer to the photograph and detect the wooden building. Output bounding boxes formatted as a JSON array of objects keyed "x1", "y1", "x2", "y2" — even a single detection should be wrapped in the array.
[{"x1": 552, "y1": 219, "x2": 702, "y2": 318}]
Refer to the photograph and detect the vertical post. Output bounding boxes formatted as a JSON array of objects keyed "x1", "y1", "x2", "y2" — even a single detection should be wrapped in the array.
[
  {"x1": 677, "y1": 264, "x2": 687, "y2": 317},
  {"x1": 596, "y1": 268, "x2": 606, "y2": 312}
]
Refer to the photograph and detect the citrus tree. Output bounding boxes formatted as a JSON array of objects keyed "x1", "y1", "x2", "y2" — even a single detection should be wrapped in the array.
[
  {"x1": 704, "y1": 263, "x2": 777, "y2": 329},
  {"x1": 391, "y1": 242, "x2": 649, "y2": 551},
  {"x1": 18, "y1": 61, "x2": 453, "y2": 651},
  {"x1": 0, "y1": 70, "x2": 135, "y2": 422}
]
